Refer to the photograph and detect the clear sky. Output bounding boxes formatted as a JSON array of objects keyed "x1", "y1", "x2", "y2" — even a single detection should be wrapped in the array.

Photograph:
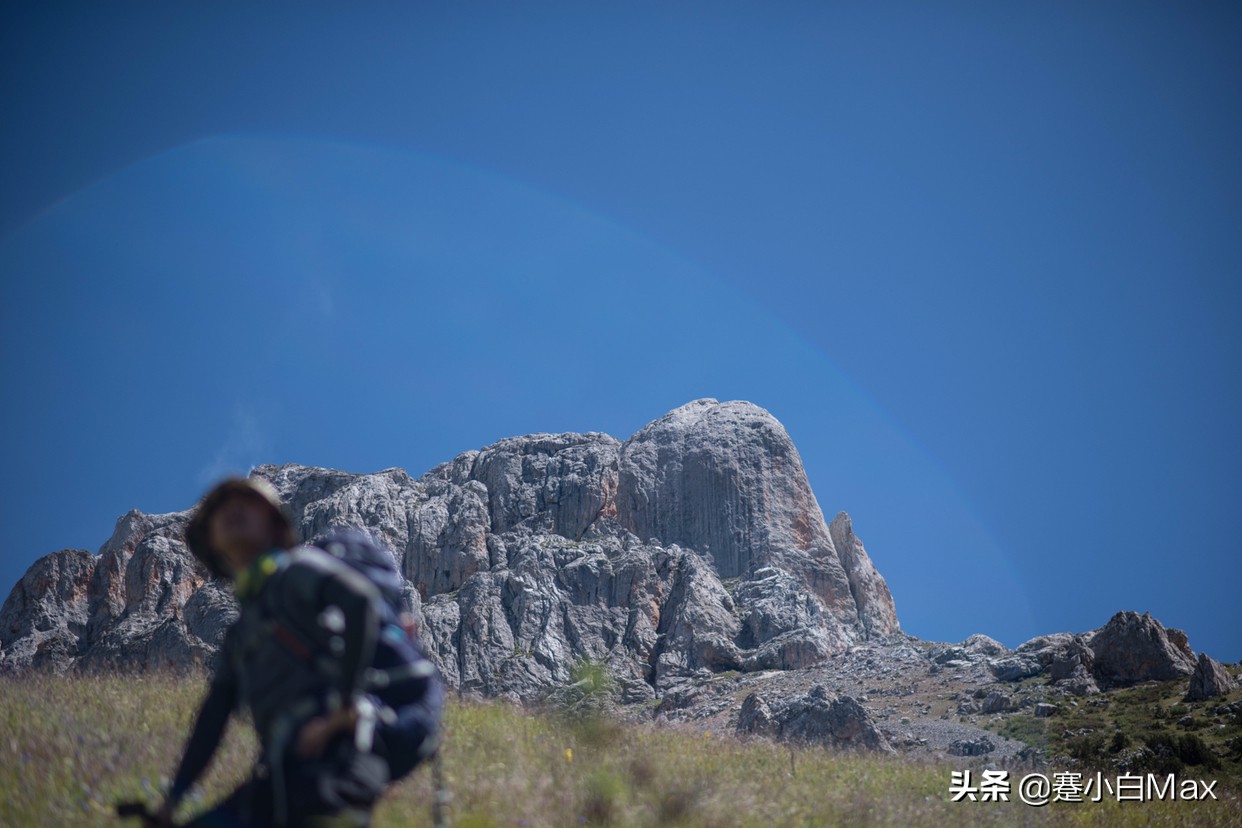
[{"x1": 1, "y1": 2, "x2": 1239, "y2": 661}]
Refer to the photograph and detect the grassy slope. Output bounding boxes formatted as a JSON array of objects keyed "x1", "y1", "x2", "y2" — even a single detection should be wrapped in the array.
[
  {"x1": 1, "y1": 673, "x2": 1238, "y2": 827},
  {"x1": 981, "y1": 675, "x2": 1242, "y2": 779}
]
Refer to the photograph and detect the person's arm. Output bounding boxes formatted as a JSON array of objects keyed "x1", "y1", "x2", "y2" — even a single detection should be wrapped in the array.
[
  {"x1": 160, "y1": 653, "x2": 237, "y2": 819},
  {"x1": 296, "y1": 705, "x2": 360, "y2": 758}
]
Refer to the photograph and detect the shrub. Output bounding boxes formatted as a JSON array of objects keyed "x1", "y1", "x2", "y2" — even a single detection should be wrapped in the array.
[{"x1": 1144, "y1": 732, "x2": 1221, "y2": 771}]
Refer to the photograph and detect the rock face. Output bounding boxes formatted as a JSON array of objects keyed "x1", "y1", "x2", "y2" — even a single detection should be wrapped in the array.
[
  {"x1": 0, "y1": 399, "x2": 901, "y2": 700},
  {"x1": 1089, "y1": 611, "x2": 1196, "y2": 687},
  {"x1": 0, "y1": 509, "x2": 218, "y2": 673},
  {"x1": 0, "y1": 549, "x2": 96, "y2": 671},
  {"x1": 1186, "y1": 653, "x2": 1237, "y2": 702},
  {"x1": 736, "y1": 685, "x2": 894, "y2": 753}
]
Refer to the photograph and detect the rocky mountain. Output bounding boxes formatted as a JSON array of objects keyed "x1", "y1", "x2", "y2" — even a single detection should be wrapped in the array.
[
  {"x1": 0, "y1": 399, "x2": 900, "y2": 702},
  {"x1": 6, "y1": 398, "x2": 1234, "y2": 764}
]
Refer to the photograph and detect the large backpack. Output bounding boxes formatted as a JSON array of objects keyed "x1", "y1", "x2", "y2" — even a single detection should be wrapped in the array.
[{"x1": 314, "y1": 527, "x2": 444, "y2": 782}]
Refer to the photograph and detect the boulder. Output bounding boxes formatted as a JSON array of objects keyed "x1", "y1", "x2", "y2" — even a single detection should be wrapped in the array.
[
  {"x1": 1089, "y1": 611, "x2": 1196, "y2": 687},
  {"x1": 736, "y1": 685, "x2": 894, "y2": 753},
  {"x1": 988, "y1": 614, "x2": 1200, "y2": 694},
  {"x1": 981, "y1": 690, "x2": 1013, "y2": 714},
  {"x1": 948, "y1": 736, "x2": 996, "y2": 756},
  {"x1": 988, "y1": 654, "x2": 1042, "y2": 682},
  {"x1": 1186, "y1": 653, "x2": 1237, "y2": 702},
  {"x1": 1055, "y1": 665, "x2": 1100, "y2": 697},
  {"x1": 960, "y1": 634, "x2": 1008, "y2": 658},
  {"x1": 736, "y1": 691, "x2": 775, "y2": 735}
]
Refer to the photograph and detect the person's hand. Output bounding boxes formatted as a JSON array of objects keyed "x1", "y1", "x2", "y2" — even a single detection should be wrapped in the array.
[
  {"x1": 296, "y1": 715, "x2": 336, "y2": 759},
  {"x1": 153, "y1": 798, "x2": 175, "y2": 828},
  {"x1": 296, "y1": 707, "x2": 359, "y2": 758}
]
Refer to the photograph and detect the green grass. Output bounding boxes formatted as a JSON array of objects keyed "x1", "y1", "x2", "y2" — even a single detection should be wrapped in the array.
[
  {"x1": 978, "y1": 676, "x2": 1242, "y2": 781},
  {"x1": 1, "y1": 673, "x2": 1239, "y2": 827}
]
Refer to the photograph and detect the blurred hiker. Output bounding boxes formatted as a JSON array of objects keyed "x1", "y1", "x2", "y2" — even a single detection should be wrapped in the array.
[
  {"x1": 312, "y1": 527, "x2": 443, "y2": 783},
  {"x1": 157, "y1": 477, "x2": 440, "y2": 828}
]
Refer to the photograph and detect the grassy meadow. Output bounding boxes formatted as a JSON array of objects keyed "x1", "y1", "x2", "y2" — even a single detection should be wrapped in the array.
[{"x1": 1, "y1": 672, "x2": 1238, "y2": 827}]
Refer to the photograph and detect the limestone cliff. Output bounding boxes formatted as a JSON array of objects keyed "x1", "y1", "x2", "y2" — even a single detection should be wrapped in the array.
[{"x1": 0, "y1": 399, "x2": 901, "y2": 699}]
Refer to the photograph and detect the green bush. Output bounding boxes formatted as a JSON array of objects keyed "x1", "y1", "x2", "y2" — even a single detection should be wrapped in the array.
[{"x1": 1144, "y1": 732, "x2": 1221, "y2": 770}]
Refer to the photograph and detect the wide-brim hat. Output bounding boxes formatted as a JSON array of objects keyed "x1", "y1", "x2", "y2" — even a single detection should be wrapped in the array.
[{"x1": 184, "y1": 476, "x2": 297, "y2": 577}]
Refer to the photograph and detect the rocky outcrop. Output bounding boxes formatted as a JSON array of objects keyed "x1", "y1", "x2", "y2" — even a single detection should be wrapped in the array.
[
  {"x1": 0, "y1": 399, "x2": 901, "y2": 700},
  {"x1": 1089, "y1": 611, "x2": 1196, "y2": 687},
  {"x1": 1186, "y1": 653, "x2": 1236, "y2": 702},
  {"x1": 985, "y1": 612, "x2": 1206, "y2": 695},
  {"x1": 736, "y1": 685, "x2": 894, "y2": 753},
  {"x1": 827, "y1": 513, "x2": 900, "y2": 638},
  {"x1": 933, "y1": 634, "x2": 1011, "y2": 673},
  {"x1": 0, "y1": 503, "x2": 220, "y2": 673},
  {"x1": 613, "y1": 401, "x2": 899, "y2": 640},
  {"x1": 0, "y1": 549, "x2": 95, "y2": 671}
]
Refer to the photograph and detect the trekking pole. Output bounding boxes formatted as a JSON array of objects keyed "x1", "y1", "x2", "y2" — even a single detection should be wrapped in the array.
[{"x1": 431, "y1": 750, "x2": 450, "y2": 828}]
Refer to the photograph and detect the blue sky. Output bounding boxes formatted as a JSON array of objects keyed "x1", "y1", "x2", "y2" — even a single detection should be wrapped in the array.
[{"x1": 1, "y1": 3, "x2": 1239, "y2": 660}]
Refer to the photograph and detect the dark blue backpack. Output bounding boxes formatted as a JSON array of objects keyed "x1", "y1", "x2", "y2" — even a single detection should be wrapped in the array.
[{"x1": 315, "y1": 528, "x2": 443, "y2": 781}]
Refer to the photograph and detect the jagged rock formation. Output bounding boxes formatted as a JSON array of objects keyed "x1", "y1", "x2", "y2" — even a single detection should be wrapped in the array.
[
  {"x1": 0, "y1": 510, "x2": 226, "y2": 673},
  {"x1": 0, "y1": 399, "x2": 901, "y2": 702},
  {"x1": 0, "y1": 549, "x2": 96, "y2": 671},
  {"x1": 736, "y1": 685, "x2": 894, "y2": 753},
  {"x1": 984, "y1": 611, "x2": 1198, "y2": 695},
  {"x1": 1089, "y1": 611, "x2": 1196, "y2": 687},
  {"x1": 1186, "y1": 652, "x2": 1237, "y2": 701}
]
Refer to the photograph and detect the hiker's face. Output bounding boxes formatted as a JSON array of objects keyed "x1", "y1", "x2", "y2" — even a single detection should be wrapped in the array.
[{"x1": 208, "y1": 494, "x2": 279, "y2": 573}]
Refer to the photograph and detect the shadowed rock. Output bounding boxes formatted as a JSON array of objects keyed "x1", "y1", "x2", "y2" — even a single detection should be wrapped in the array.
[
  {"x1": 981, "y1": 690, "x2": 1012, "y2": 713},
  {"x1": 1089, "y1": 611, "x2": 1196, "y2": 687},
  {"x1": 1186, "y1": 652, "x2": 1236, "y2": 701}
]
